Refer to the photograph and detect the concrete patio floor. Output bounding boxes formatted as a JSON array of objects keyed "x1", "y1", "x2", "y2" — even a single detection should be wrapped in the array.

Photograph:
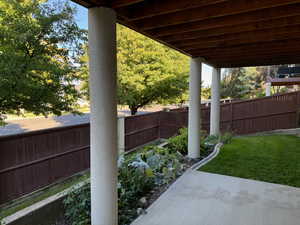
[{"x1": 132, "y1": 171, "x2": 300, "y2": 225}]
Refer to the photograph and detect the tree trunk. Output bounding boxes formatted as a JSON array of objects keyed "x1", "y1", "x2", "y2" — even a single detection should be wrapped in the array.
[{"x1": 130, "y1": 106, "x2": 138, "y2": 115}]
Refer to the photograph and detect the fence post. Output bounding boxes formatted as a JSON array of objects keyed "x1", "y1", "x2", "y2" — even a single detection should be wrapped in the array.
[{"x1": 118, "y1": 116, "x2": 125, "y2": 154}]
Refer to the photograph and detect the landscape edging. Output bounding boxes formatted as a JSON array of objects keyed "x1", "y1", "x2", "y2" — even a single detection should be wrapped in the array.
[{"x1": 191, "y1": 142, "x2": 223, "y2": 171}]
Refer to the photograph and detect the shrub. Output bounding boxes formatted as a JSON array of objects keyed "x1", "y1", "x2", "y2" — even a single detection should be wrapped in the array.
[
  {"x1": 203, "y1": 132, "x2": 233, "y2": 148},
  {"x1": 220, "y1": 132, "x2": 233, "y2": 144},
  {"x1": 203, "y1": 135, "x2": 219, "y2": 147},
  {"x1": 64, "y1": 183, "x2": 90, "y2": 225},
  {"x1": 167, "y1": 127, "x2": 208, "y2": 155},
  {"x1": 64, "y1": 146, "x2": 185, "y2": 225},
  {"x1": 167, "y1": 128, "x2": 188, "y2": 155}
]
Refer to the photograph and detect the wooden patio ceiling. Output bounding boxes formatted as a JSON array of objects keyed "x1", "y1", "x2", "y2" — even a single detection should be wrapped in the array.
[{"x1": 72, "y1": 0, "x2": 300, "y2": 68}]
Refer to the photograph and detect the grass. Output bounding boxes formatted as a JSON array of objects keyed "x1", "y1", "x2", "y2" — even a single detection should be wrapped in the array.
[
  {"x1": 0, "y1": 172, "x2": 89, "y2": 220},
  {"x1": 199, "y1": 135, "x2": 300, "y2": 188}
]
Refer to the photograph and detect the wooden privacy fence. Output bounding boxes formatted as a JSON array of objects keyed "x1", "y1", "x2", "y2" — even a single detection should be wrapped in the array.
[
  {"x1": 1, "y1": 91, "x2": 300, "y2": 204},
  {"x1": 0, "y1": 124, "x2": 90, "y2": 205}
]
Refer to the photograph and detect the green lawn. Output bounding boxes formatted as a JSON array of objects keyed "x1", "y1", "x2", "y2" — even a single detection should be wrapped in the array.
[{"x1": 199, "y1": 135, "x2": 300, "y2": 188}]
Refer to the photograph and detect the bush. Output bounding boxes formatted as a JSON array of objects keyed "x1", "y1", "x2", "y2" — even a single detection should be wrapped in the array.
[
  {"x1": 167, "y1": 127, "x2": 208, "y2": 155},
  {"x1": 64, "y1": 146, "x2": 185, "y2": 225},
  {"x1": 220, "y1": 132, "x2": 233, "y2": 144},
  {"x1": 203, "y1": 135, "x2": 219, "y2": 147},
  {"x1": 64, "y1": 183, "x2": 90, "y2": 225},
  {"x1": 167, "y1": 128, "x2": 188, "y2": 155}
]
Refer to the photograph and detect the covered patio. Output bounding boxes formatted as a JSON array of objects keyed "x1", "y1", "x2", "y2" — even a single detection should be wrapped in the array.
[
  {"x1": 132, "y1": 170, "x2": 300, "y2": 225},
  {"x1": 70, "y1": 0, "x2": 300, "y2": 224}
]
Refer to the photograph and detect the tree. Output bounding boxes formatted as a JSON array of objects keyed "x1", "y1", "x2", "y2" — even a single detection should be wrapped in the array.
[
  {"x1": 202, "y1": 85, "x2": 211, "y2": 100},
  {"x1": 81, "y1": 25, "x2": 189, "y2": 115},
  {"x1": 0, "y1": 0, "x2": 86, "y2": 123},
  {"x1": 221, "y1": 68, "x2": 250, "y2": 99},
  {"x1": 221, "y1": 67, "x2": 267, "y2": 99},
  {"x1": 117, "y1": 25, "x2": 189, "y2": 115}
]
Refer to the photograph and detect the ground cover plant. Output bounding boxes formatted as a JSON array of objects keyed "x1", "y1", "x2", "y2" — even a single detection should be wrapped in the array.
[
  {"x1": 64, "y1": 129, "x2": 218, "y2": 225},
  {"x1": 199, "y1": 135, "x2": 300, "y2": 188},
  {"x1": 64, "y1": 146, "x2": 187, "y2": 225}
]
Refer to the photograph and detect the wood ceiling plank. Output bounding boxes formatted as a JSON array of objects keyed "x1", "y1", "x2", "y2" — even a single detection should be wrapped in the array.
[
  {"x1": 206, "y1": 50, "x2": 300, "y2": 61},
  {"x1": 71, "y1": 0, "x2": 95, "y2": 7},
  {"x1": 188, "y1": 39, "x2": 300, "y2": 56},
  {"x1": 159, "y1": 16, "x2": 300, "y2": 42},
  {"x1": 213, "y1": 56, "x2": 300, "y2": 68},
  {"x1": 112, "y1": 0, "x2": 145, "y2": 8},
  {"x1": 134, "y1": 0, "x2": 300, "y2": 30},
  {"x1": 147, "y1": 4, "x2": 300, "y2": 37},
  {"x1": 118, "y1": 0, "x2": 228, "y2": 21},
  {"x1": 171, "y1": 26, "x2": 300, "y2": 50},
  {"x1": 71, "y1": 0, "x2": 144, "y2": 8},
  {"x1": 71, "y1": 0, "x2": 300, "y2": 67}
]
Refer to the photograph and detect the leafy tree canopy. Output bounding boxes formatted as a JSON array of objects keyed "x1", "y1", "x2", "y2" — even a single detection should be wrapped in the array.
[
  {"x1": 80, "y1": 25, "x2": 189, "y2": 115},
  {"x1": 0, "y1": 0, "x2": 86, "y2": 123},
  {"x1": 221, "y1": 67, "x2": 270, "y2": 99},
  {"x1": 117, "y1": 25, "x2": 189, "y2": 115}
]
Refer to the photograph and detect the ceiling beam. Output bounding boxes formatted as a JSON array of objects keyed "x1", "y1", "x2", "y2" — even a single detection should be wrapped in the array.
[
  {"x1": 213, "y1": 56, "x2": 300, "y2": 68},
  {"x1": 207, "y1": 51, "x2": 300, "y2": 62},
  {"x1": 171, "y1": 25, "x2": 300, "y2": 50},
  {"x1": 203, "y1": 50, "x2": 300, "y2": 66},
  {"x1": 111, "y1": 0, "x2": 145, "y2": 8},
  {"x1": 71, "y1": 0, "x2": 144, "y2": 8},
  {"x1": 71, "y1": 0, "x2": 95, "y2": 7},
  {"x1": 117, "y1": 19, "x2": 191, "y2": 57},
  {"x1": 119, "y1": 0, "x2": 228, "y2": 21},
  {"x1": 159, "y1": 15, "x2": 300, "y2": 42},
  {"x1": 188, "y1": 39, "x2": 300, "y2": 56},
  {"x1": 192, "y1": 47, "x2": 300, "y2": 60},
  {"x1": 147, "y1": 4, "x2": 300, "y2": 37},
  {"x1": 134, "y1": 0, "x2": 300, "y2": 30}
]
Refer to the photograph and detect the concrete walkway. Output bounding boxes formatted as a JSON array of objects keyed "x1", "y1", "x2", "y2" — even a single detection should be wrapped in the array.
[{"x1": 132, "y1": 171, "x2": 300, "y2": 225}]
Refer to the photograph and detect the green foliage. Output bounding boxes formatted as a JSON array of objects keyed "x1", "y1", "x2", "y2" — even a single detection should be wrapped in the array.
[
  {"x1": 64, "y1": 146, "x2": 185, "y2": 225},
  {"x1": 64, "y1": 183, "x2": 90, "y2": 225},
  {"x1": 0, "y1": 0, "x2": 86, "y2": 123},
  {"x1": 167, "y1": 128, "x2": 188, "y2": 155},
  {"x1": 117, "y1": 25, "x2": 189, "y2": 115},
  {"x1": 80, "y1": 25, "x2": 189, "y2": 115},
  {"x1": 221, "y1": 67, "x2": 268, "y2": 99},
  {"x1": 203, "y1": 132, "x2": 233, "y2": 147},
  {"x1": 203, "y1": 135, "x2": 219, "y2": 147},
  {"x1": 220, "y1": 132, "x2": 233, "y2": 144},
  {"x1": 201, "y1": 86, "x2": 212, "y2": 100},
  {"x1": 167, "y1": 127, "x2": 210, "y2": 156},
  {"x1": 221, "y1": 68, "x2": 251, "y2": 99},
  {"x1": 220, "y1": 65, "x2": 298, "y2": 100}
]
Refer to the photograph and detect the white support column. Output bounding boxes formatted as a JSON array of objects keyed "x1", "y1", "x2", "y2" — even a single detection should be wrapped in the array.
[
  {"x1": 117, "y1": 116, "x2": 125, "y2": 154},
  {"x1": 188, "y1": 58, "x2": 202, "y2": 159},
  {"x1": 266, "y1": 66, "x2": 272, "y2": 97},
  {"x1": 266, "y1": 82, "x2": 271, "y2": 96},
  {"x1": 210, "y1": 67, "x2": 221, "y2": 136},
  {"x1": 88, "y1": 7, "x2": 118, "y2": 225}
]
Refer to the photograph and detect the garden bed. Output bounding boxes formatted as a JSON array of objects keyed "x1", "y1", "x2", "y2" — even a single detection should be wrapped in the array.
[
  {"x1": 1, "y1": 127, "x2": 226, "y2": 225},
  {"x1": 63, "y1": 128, "x2": 221, "y2": 225}
]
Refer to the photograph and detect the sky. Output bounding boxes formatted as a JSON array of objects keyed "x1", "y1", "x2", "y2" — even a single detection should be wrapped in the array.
[{"x1": 70, "y1": 1, "x2": 213, "y2": 87}]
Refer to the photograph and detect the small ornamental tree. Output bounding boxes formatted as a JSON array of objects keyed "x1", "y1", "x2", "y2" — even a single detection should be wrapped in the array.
[{"x1": 0, "y1": 0, "x2": 86, "y2": 123}]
